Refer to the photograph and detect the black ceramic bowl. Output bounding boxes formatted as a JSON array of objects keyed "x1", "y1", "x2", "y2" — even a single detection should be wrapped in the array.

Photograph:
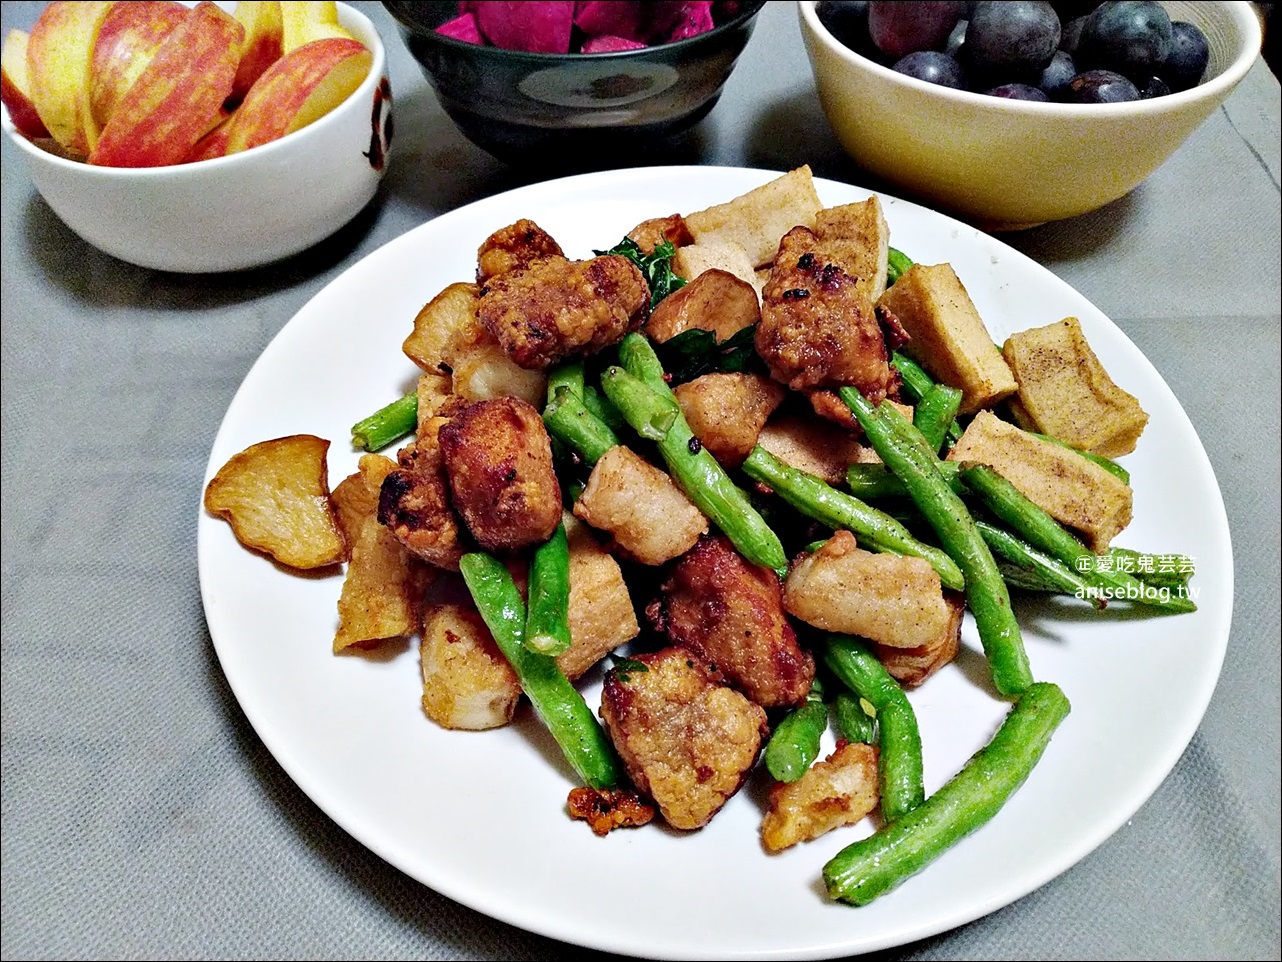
[{"x1": 383, "y1": 1, "x2": 766, "y2": 161}]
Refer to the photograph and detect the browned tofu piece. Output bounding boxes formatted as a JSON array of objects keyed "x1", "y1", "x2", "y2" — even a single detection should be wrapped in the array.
[
  {"x1": 876, "y1": 263, "x2": 1017, "y2": 414},
  {"x1": 438, "y1": 397, "x2": 562, "y2": 552},
  {"x1": 671, "y1": 241, "x2": 760, "y2": 293},
  {"x1": 652, "y1": 534, "x2": 815, "y2": 708},
  {"x1": 402, "y1": 282, "x2": 481, "y2": 375},
  {"x1": 673, "y1": 373, "x2": 786, "y2": 468},
  {"x1": 573, "y1": 446, "x2": 708, "y2": 565},
  {"x1": 684, "y1": 165, "x2": 823, "y2": 268},
  {"x1": 626, "y1": 213, "x2": 694, "y2": 255},
  {"x1": 784, "y1": 530, "x2": 952, "y2": 649},
  {"x1": 600, "y1": 647, "x2": 768, "y2": 830},
  {"x1": 1003, "y1": 316, "x2": 1149, "y2": 457},
  {"x1": 331, "y1": 453, "x2": 399, "y2": 546},
  {"x1": 420, "y1": 601, "x2": 520, "y2": 730},
  {"x1": 815, "y1": 196, "x2": 890, "y2": 301},
  {"x1": 760, "y1": 741, "x2": 880, "y2": 852},
  {"x1": 450, "y1": 341, "x2": 548, "y2": 406},
  {"x1": 756, "y1": 413, "x2": 871, "y2": 486},
  {"x1": 555, "y1": 515, "x2": 640, "y2": 681},
  {"x1": 645, "y1": 269, "x2": 760, "y2": 344},
  {"x1": 871, "y1": 591, "x2": 963, "y2": 688},
  {"x1": 476, "y1": 218, "x2": 564, "y2": 282},
  {"x1": 947, "y1": 410, "x2": 1133, "y2": 552}
]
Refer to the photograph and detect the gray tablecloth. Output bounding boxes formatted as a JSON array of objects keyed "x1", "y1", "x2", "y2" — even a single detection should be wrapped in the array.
[{"x1": 2, "y1": 3, "x2": 1278, "y2": 959}]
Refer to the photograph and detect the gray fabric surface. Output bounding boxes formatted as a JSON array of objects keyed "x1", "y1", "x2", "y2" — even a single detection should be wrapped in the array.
[{"x1": 2, "y1": 2, "x2": 1278, "y2": 959}]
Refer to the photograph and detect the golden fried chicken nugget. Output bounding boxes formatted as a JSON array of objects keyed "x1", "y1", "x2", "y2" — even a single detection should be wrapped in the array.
[{"x1": 476, "y1": 218, "x2": 565, "y2": 283}]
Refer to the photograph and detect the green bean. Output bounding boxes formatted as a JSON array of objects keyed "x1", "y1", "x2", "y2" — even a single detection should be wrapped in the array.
[
  {"x1": 824, "y1": 681, "x2": 1070, "y2": 905},
  {"x1": 542, "y1": 387, "x2": 619, "y2": 466},
  {"x1": 459, "y1": 552, "x2": 621, "y2": 789},
  {"x1": 845, "y1": 461, "x2": 964, "y2": 501},
  {"x1": 834, "y1": 691, "x2": 878, "y2": 745},
  {"x1": 959, "y1": 464, "x2": 1196, "y2": 614},
  {"x1": 914, "y1": 383, "x2": 963, "y2": 453},
  {"x1": 886, "y1": 247, "x2": 914, "y2": 287},
  {"x1": 582, "y1": 384, "x2": 627, "y2": 433},
  {"x1": 524, "y1": 524, "x2": 573, "y2": 655},
  {"x1": 546, "y1": 360, "x2": 585, "y2": 403},
  {"x1": 841, "y1": 388, "x2": 1035, "y2": 697},
  {"x1": 1027, "y1": 431, "x2": 1130, "y2": 484},
  {"x1": 600, "y1": 365, "x2": 788, "y2": 575},
  {"x1": 350, "y1": 391, "x2": 416, "y2": 452},
  {"x1": 764, "y1": 679, "x2": 828, "y2": 783},
  {"x1": 890, "y1": 351, "x2": 963, "y2": 443},
  {"x1": 742, "y1": 446, "x2": 964, "y2": 591},
  {"x1": 822, "y1": 635, "x2": 923, "y2": 822},
  {"x1": 976, "y1": 519, "x2": 1105, "y2": 610},
  {"x1": 616, "y1": 332, "x2": 672, "y2": 396}
]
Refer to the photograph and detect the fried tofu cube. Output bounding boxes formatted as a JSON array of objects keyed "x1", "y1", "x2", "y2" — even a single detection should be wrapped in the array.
[
  {"x1": 573, "y1": 446, "x2": 708, "y2": 565},
  {"x1": 876, "y1": 263, "x2": 1017, "y2": 414},
  {"x1": 204, "y1": 434, "x2": 346, "y2": 569},
  {"x1": 756, "y1": 414, "x2": 872, "y2": 486},
  {"x1": 783, "y1": 531, "x2": 953, "y2": 649},
  {"x1": 871, "y1": 591, "x2": 963, "y2": 688},
  {"x1": 449, "y1": 341, "x2": 548, "y2": 406},
  {"x1": 673, "y1": 372, "x2": 786, "y2": 468},
  {"x1": 402, "y1": 282, "x2": 481, "y2": 375},
  {"x1": 815, "y1": 196, "x2": 890, "y2": 301},
  {"x1": 645, "y1": 269, "x2": 761, "y2": 344},
  {"x1": 1002, "y1": 316, "x2": 1149, "y2": 457},
  {"x1": 555, "y1": 515, "x2": 640, "y2": 681},
  {"x1": 671, "y1": 241, "x2": 760, "y2": 293},
  {"x1": 947, "y1": 410, "x2": 1133, "y2": 552},
  {"x1": 684, "y1": 166, "x2": 823, "y2": 268},
  {"x1": 420, "y1": 601, "x2": 521, "y2": 731},
  {"x1": 600, "y1": 647, "x2": 768, "y2": 830},
  {"x1": 760, "y1": 741, "x2": 880, "y2": 853},
  {"x1": 331, "y1": 453, "x2": 399, "y2": 546}
]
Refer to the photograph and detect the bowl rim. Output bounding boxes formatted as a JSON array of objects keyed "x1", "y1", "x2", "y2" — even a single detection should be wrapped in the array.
[
  {"x1": 382, "y1": 0, "x2": 767, "y2": 61},
  {"x1": 0, "y1": 1, "x2": 385, "y2": 178},
  {"x1": 797, "y1": 0, "x2": 1263, "y2": 119}
]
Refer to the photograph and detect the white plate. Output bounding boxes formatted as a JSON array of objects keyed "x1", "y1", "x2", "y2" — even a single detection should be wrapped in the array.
[{"x1": 197, "y1": 166, "x2": 1233, "y2": 960}]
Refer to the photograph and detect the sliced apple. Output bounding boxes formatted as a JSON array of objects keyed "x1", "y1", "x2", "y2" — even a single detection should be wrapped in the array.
[
  {"x1": 88, "y1": 2, "x2": 243, "y2": 168},
  {"x1": 89, "y1": 0, "x2": 186, "y2": 129},
  {"x1": 222, "y1": 37, "x2": 370, "y2": 154},
  {"x1": 279, "y1": 1, "x2": 356, "y2": 53},
  {"x1": 25, "y1": 0, "x2": 114, "y2": 154},
  {"x1": 231, "y1": 1, "x2": 284, "y2": 103},
  {"x1": 184, "y1": 111, "x2": 232, "y2": 162},
  {"x1": 1, "y1": 29, "x2": 51, "y2": 139}
]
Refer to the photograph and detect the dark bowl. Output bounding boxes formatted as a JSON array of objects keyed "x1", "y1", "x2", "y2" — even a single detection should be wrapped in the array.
[{"x1": 383, "y1": 1, "x2": 766, "y2": 162}]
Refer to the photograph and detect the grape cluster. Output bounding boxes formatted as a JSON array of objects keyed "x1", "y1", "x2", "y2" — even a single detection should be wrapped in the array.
[{"x1": 816, "y1": 1, "x2": 1210, "y2": 103}]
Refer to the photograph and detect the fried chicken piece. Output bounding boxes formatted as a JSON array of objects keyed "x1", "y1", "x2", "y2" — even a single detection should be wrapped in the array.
[
  {"x1": 438, "y1": 397, "x2": 562, "y2": 552},
  {"x1": 566, "y1": 786, "x2": 656, "y2": 836},
  {"x1": 626, "y1": 213, "x2": 694, "y2": 255},
  {"x1": 756, "y1": 227, "x2": 896, "y2": 400},
  {"x1": 760, "y1": 741, "x2": 880, "y2": 853},
  {"x1": 377, "y1": 443, "x2": 468, "y2": 572},
  {"x1": 650, "y1": 534, "x2": 815, "y2": 708},
  {"x1": 600, "y1": 647, "x2": 768, "y2": 830},
  {"x1": 477, "y1": 254, "x2": 650, "y2": 370},
  {"x1": 476, "y1": 219, "x2": 565, "y2": 283}
]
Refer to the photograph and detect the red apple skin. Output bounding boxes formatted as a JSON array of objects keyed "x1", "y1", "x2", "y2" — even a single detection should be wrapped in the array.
[
  {"x1": 89, "y1": 1, "x2": 187, "y2": 129},
  {"x1": 184, "y1": 113, "x2": 232, "y2": 162},
  {"x1": 223, "y1": 37, "x2": 369, "y2": 154},
  {"x1": 88, "y1": 2, "x2": 243, "y2": 168},
  {"x1": 1, "y1": 29, "x2": 51, "y2": 138},
  {"x1": 25, "y1": 1, "x2": 114, "y2": 154}
]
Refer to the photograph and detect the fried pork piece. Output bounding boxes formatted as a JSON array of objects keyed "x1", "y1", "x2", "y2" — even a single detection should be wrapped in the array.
[
  {"x1": 651, "y1": 534, "x2": 815, "y2": 708},
  {"x1": 756, "y1": 227, "x2": 896, "y2": 400},
  {"x1": 378, "y1": 442, "x2": 468, "y2": 572},
  {"x1": 760, "y1": 741, "x2": 880, "y2": 853},
  {"x1": 476, "y1": 254, "x2": 649, "y2": 370},
  {"x1": 556, "y1": 515, "x2": 641, "y2": 681},
  {"x1": 476, "y1": 218, "x2": 565, "y2": 283},
  {"x1": 599, "y1": 647, "x2": 768, "y2": 830},
  {"x1": 566, "y1": 786, "x2": 656, "y2": 836},
  {"x1": 872, "y1": 591, "x2": 964, "y2": 689},
  {"x1": 438, "y1": 397, "x2": 562, "y2": 551},
  {"x1": 626, "y1": 213, "x2": 693, "y2": 255},
  {"x1": 420, "y1": 601, "x2": 521, "y2": 731},
  {"x1": 784, "y1": 531, "x2": 952, "y2": 650},
  {"x1": 673, "y1": 372, "x2": 786, "y2": 468}
]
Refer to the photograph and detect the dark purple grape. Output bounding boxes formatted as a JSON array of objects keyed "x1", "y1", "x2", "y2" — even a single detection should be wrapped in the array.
[
  {"x1": 1059, "y1": 14, "x2": 1088, "y2": 54},
  {"x1": 1076, "y1": 1, "x2": 1173, "y2": 82},
  {"x1": 1139, "y1": 75, "x2": 1171, "y2": 98},
  {"x1": 1162, "y1": 21, "x2": 1210, "y2": 91},
  {"x1": 1040, "y1": 49, "x2": 1077, "y2": 98},
  {"x1": 867, "y1": 1, "x2": 966, "y2": 58},
  {"x1": 1049, "y1": 1, "x2": 1102, "y2": 19},
  {"x1": 945, "y1": 18, "x2": 967, "y2": 57},
  {"x1": 892, "y1": 50, "x2": 969, "y2": 88},
  {"x1": 817, "y1": 1, "x2": 883, "y2": 60},
  {"x1": 1063, "y1": 68, "x2": 1140, "y2": 102},
  {"x1": 963, "y1": 1, "x2": 1061, "y2": 84},
  {"x1": 985, "y1": 83, "x2": 1050, "y2": 100}
]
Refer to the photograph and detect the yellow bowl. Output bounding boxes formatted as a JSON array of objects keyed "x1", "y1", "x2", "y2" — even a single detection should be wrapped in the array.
[{"x1": 799, "y1": 0, "x2": 1263, "y2": 230}]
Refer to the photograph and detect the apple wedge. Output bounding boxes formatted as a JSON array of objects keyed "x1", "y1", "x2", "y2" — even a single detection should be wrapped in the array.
[
  {"x1": 25, "y1": 0, "x2": 114, "y2": 154},
  {"x1": 89, "y1": 0, "x2": 186, "y2": 130},
  {"x1": 231, "y1": 1, "x2": 284, "y2": 103},
  {"x1": 88, "y1": 2, "x2": 243, "y2": 168},
  {"x1": 1, "y1": 29, "x2": 51, "y2": 139},
  {"x1": 222, "y1": 36, "x2": 370, "y2": 155},
  {"x1": 279, "y1": 1, "x2": 356, "y2": 53}
]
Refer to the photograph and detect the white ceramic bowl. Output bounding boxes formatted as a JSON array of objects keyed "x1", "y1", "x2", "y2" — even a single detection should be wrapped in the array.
[
  {"x1": 1, "y1": 2, "x2": 390, "y2": 273},
  {"x1": 799, "y1": 0, "x2": 1262, "y2": 230}
]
